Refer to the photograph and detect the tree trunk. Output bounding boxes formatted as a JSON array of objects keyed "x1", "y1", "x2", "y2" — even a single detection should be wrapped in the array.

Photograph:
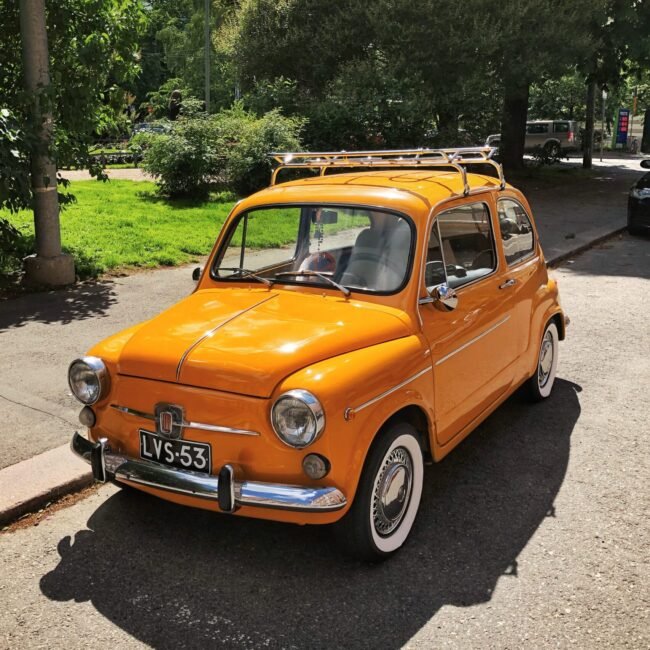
[
  {"x1": 19, "y1": 0, "x2": 74, "y2": 285},
  {"x1": 583, "y1": 79, "x2": 595, "y2": 169},
  {"x1": 500, "y1": 79, "x2": 529, "y2": 171}
]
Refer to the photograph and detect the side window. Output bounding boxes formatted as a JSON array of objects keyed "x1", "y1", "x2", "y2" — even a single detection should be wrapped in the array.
[
  {"x1": 526, "y1": 123, "x2": 549, "y2": 134},
  {"x1": 497, "y1": 199, "x2": 535, "y2": 265},
  {"x1": 426, "y1": 203, "x2": 497, "y2": 290},
  {"x1": 553, "y1": 122, "x2": 569, "y2": 133}
]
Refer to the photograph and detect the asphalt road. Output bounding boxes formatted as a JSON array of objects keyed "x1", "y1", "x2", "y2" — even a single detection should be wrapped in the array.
[
  {"x1": 0, "y1": 233, "x2": 648, "y2": 648},
  {"x1": 0, "y1": 159, "x2": 643, "y2": 469}
]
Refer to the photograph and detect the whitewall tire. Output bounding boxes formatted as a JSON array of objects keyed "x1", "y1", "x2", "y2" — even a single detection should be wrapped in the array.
[
  {"x1": 335, "y1": 422, "x2": 424, "y2": 561},
  {"x1": 528, "y1": 321, "x2": 559, "y2": 401}
]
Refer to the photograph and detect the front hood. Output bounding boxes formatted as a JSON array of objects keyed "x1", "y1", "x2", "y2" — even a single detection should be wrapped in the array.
[{"x1": 117, "y1": 289, "x2": 411, "y2": 397}]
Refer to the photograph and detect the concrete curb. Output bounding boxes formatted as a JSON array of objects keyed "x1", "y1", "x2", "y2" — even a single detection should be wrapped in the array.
[
  {"x1": 547, "y1": 226, "x2": 628, "y2": 268},
  {"x1": 0, "y1": 224, "x2": 630, "y2": 527},
  {"x1": 0, "y1": 442, "x2": 92, "y2": 527}
]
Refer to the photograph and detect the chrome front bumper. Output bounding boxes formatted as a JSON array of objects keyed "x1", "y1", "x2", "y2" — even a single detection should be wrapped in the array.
[{"x1": 71, "y1": 432, "x2": 346, "y2": 513}]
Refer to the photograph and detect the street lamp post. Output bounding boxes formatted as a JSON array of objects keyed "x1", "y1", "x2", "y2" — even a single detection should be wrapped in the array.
[
  {"x1": 204, "y1": 0, "x2": 210, "y2": 113},
  {"x1": 600, "y1": 88, "x2": 608, "y2": 162}
]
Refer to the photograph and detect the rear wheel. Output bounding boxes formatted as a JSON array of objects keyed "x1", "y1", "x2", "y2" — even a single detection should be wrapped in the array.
[
  {"x1": 545, "y1": 141, "x2": 561, "y2": 158},
  {"x1": 334, "y1": 422, "x2": 424, "y2": 562},
  {"x1": 528, "y1": 321, "x2": 559, "y2": 401}
]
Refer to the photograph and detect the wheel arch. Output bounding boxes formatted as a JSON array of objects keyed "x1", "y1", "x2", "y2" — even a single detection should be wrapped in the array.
[
  {"x1": 381, "y1": 404, "x2": 431, "y2": 456},
  {"x1": 549, "y1": 311, "x2": 566, "y2": 341}
]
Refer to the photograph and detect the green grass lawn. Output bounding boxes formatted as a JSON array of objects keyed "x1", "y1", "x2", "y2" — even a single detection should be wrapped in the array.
[
  {"x1": 4, "y1": 180, "x2": 235, "y2": 278},
  {"x1": 2, "y1": 180, "x2": 368, "y2": 281}
]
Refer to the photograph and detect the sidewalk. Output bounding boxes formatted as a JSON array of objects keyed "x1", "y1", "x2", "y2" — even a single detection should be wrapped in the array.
[
  {"x1": 0, "y1": 157, "x2": 644, "y2": 525},
  {"x1": 60, "y1": 167, "x2": 151, "y2": 182}
]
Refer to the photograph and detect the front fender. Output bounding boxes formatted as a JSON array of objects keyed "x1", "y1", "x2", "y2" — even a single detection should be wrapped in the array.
[{"x1": 273, "y1": 335, "x2": 434, "y2": 508}]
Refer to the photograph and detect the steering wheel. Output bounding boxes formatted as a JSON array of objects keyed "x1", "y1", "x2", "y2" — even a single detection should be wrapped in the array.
[
  {"x1": 470, "y1": 249, "x2": 493, "y2": 270},
  {"x1": 426, "y1": 260, "x2": 468, "y2": 282}
]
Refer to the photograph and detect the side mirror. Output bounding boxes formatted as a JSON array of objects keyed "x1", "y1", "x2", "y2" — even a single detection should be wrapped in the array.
[
  {"x1": 430, "y1": 283, "x2": 458, "y2": 311},
  {"x1": 192, "y1": 267, "x2": 202, "y2": 281},
  {"x1": 641, "y1": 160, "x2": 650, "y2": 169}
]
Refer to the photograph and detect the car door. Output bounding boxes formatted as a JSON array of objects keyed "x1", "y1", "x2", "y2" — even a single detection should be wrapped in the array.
[
  {"x1": 496, "y1": 197, "x2": 542, "y2": 369},
  {"x1": 553, "y1": 121, "x2": 570, "y2": 149},
  {"x1": 420, "y1": 198, "x2": 521, "y2": 446},
  {"x1": 525, "y1": 122, "x2": 549, "y2": 150}
]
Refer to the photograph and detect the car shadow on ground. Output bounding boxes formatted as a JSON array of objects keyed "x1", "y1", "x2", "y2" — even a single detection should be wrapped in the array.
[
  {"x1": 0, "y1": 280, "x2": 117, "y2": 331},
  {"x1": 40, "y1": 378, "x2": 581, "y2": 649}
]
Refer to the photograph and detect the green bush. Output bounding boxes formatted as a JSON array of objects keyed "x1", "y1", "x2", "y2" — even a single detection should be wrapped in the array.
[
  {"x1": 140, "y1": 104, "x2": 304, "y2": 198},
  {"x1": 139, "y1": 116, "x2": 224, "y2": 197},
  {"x1": 220, "y1": 106, "x2": 305, "y2": 196}
]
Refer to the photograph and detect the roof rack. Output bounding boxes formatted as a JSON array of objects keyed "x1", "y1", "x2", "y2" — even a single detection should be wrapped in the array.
[{"x1": 268, "y1": 147, "x2": 506, "y2": 195}]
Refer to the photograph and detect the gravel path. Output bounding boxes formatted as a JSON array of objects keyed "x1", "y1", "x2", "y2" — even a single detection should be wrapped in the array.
[{"x1": 60, "y1": 168, "x2": 151, "y2": 181}]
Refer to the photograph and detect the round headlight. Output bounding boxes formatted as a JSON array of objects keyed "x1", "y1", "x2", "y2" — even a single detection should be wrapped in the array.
[
  {"x1": 271, "y1": 390, "x2": 325, "y2": 448},
  {"x1": 68, "y1": 357, "x2": 109, "y2": 405}
]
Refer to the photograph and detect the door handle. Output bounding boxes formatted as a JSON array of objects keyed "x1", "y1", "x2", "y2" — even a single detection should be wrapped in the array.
[{"x1": 499, "y1": 278, "x2": 517, "y2": 289}]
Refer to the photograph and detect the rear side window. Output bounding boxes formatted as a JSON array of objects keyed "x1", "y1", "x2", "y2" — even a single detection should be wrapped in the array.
[
  {"x1": 426, "y1": 203, "x2": 497, "y2": 290},
  {"x1": 497, "y1": 199, "x2": 535, "y2": 265},
  {"x1": 553, "y1": 122, "x2": 570, "y2": 133}
]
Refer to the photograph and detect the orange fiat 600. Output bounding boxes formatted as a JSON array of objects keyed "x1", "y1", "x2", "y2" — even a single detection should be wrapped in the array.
[{"x1": 70, "y1": 148, "x2": 567, "y2": 560}]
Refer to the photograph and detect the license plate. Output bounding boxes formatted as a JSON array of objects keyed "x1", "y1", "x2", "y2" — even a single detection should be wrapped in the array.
[{"x1": 139, "y1": 430, "x2": 211, "y2": 474}]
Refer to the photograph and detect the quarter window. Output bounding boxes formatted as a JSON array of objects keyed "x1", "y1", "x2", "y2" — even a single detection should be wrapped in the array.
[
  {"x1": 426, "y1": 203, "x2": 497, "y2": 290},
  {"x1": 497, "y1": 199, "x2": 535, "y2": 265},
  {"x1": 553, "y1": 122, "x2": 570, "y2": 133}
]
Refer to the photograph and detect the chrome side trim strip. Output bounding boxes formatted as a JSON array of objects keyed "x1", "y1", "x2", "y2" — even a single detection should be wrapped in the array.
[
  {"x1": 345, "y1": 366, "x2": 432, "y2": 420},
  {"x1": 110, "y1": 404, "x2": 260, "y2": 436},
  {"x1": 110, "y1": 404, "x2": 155, "y2": 421},
  {"x1": 435, "y1": 315, "x2": 511, "y2": 366},
  {"x1": 71, "y1": 432, "x2": 346, "y2": 512},
  {"x1": 175, "y1": 294, "x2": 277, "y2": 381},
  {"x1": 184, "y1": 421, "x2": 260, "y2": 436}
]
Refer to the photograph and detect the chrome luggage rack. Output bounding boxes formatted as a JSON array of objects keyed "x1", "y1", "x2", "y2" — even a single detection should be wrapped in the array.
[{"x1": 268, "y1": 147, "x2": 506, "y2": 195}]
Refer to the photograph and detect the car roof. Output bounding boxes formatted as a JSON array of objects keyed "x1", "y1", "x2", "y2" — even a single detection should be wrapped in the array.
[{"x1": 240, "y1": 170, "x2": 509, "y2": 220}]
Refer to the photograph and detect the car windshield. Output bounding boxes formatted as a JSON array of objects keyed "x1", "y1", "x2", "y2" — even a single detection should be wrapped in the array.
[{"x1": 213, "y1": 205, "x2": 413, "y2": 294}]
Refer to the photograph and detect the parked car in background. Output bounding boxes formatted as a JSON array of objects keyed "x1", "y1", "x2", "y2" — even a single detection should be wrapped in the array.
[
  {"x1": 69, "y1": 147, "x2": 568, "y2": 561},
  {"x1": 628, "y1": 159, "x2": 650, "y2": 235},
  {"x1": 131, "y1": 122, "x2": 170, "y2": 137},
  {"x1": 486, "y1": 120, "x2": 579, "y2": 156}
]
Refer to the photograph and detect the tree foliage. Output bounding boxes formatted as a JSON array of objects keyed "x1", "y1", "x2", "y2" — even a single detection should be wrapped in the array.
[
  {"x1": 0, "y1": 0, "x2": 145, "y2": 212},
  {"x1": 134, "y1": 0, "x2": 650, "y2": 168}
]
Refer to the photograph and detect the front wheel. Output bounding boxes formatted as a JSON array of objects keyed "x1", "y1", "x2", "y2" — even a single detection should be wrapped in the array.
[
  {"x1": 527, "y1": 321, "x2": 559, "y2": 401},
  {"x1": 334, "y1": 422, "x2": 424, "y2": 562}
]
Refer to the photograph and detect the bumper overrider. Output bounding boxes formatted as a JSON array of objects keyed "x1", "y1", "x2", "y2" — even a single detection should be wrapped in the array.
[{"x1": 71, "y1": 432, "x2": 347, "y2": 513}]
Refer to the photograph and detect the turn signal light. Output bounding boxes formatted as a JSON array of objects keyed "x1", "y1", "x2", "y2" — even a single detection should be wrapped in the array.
[
  {"x1": 302, "y1": 453, "x2": 330, "y2": 479},
  {"x1": 79, "y1": 406, "x2": 96, "y2": 428}
]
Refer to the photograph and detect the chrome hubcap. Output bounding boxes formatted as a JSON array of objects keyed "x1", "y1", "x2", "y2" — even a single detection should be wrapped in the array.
[
  {"x1": 373, "y1": 447, "x2": 413, "y2": 536},
  {"x1": 538, "y1": 331, "x2": 554, "y2": 387}
]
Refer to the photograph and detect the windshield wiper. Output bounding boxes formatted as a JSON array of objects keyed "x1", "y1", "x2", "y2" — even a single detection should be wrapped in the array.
[
  {"x1": 215, "y1": 267, "x2": 274, "y2": 287},
  {"x1": 274, "y1": 271, "x2": 351, "y2": 297}
]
